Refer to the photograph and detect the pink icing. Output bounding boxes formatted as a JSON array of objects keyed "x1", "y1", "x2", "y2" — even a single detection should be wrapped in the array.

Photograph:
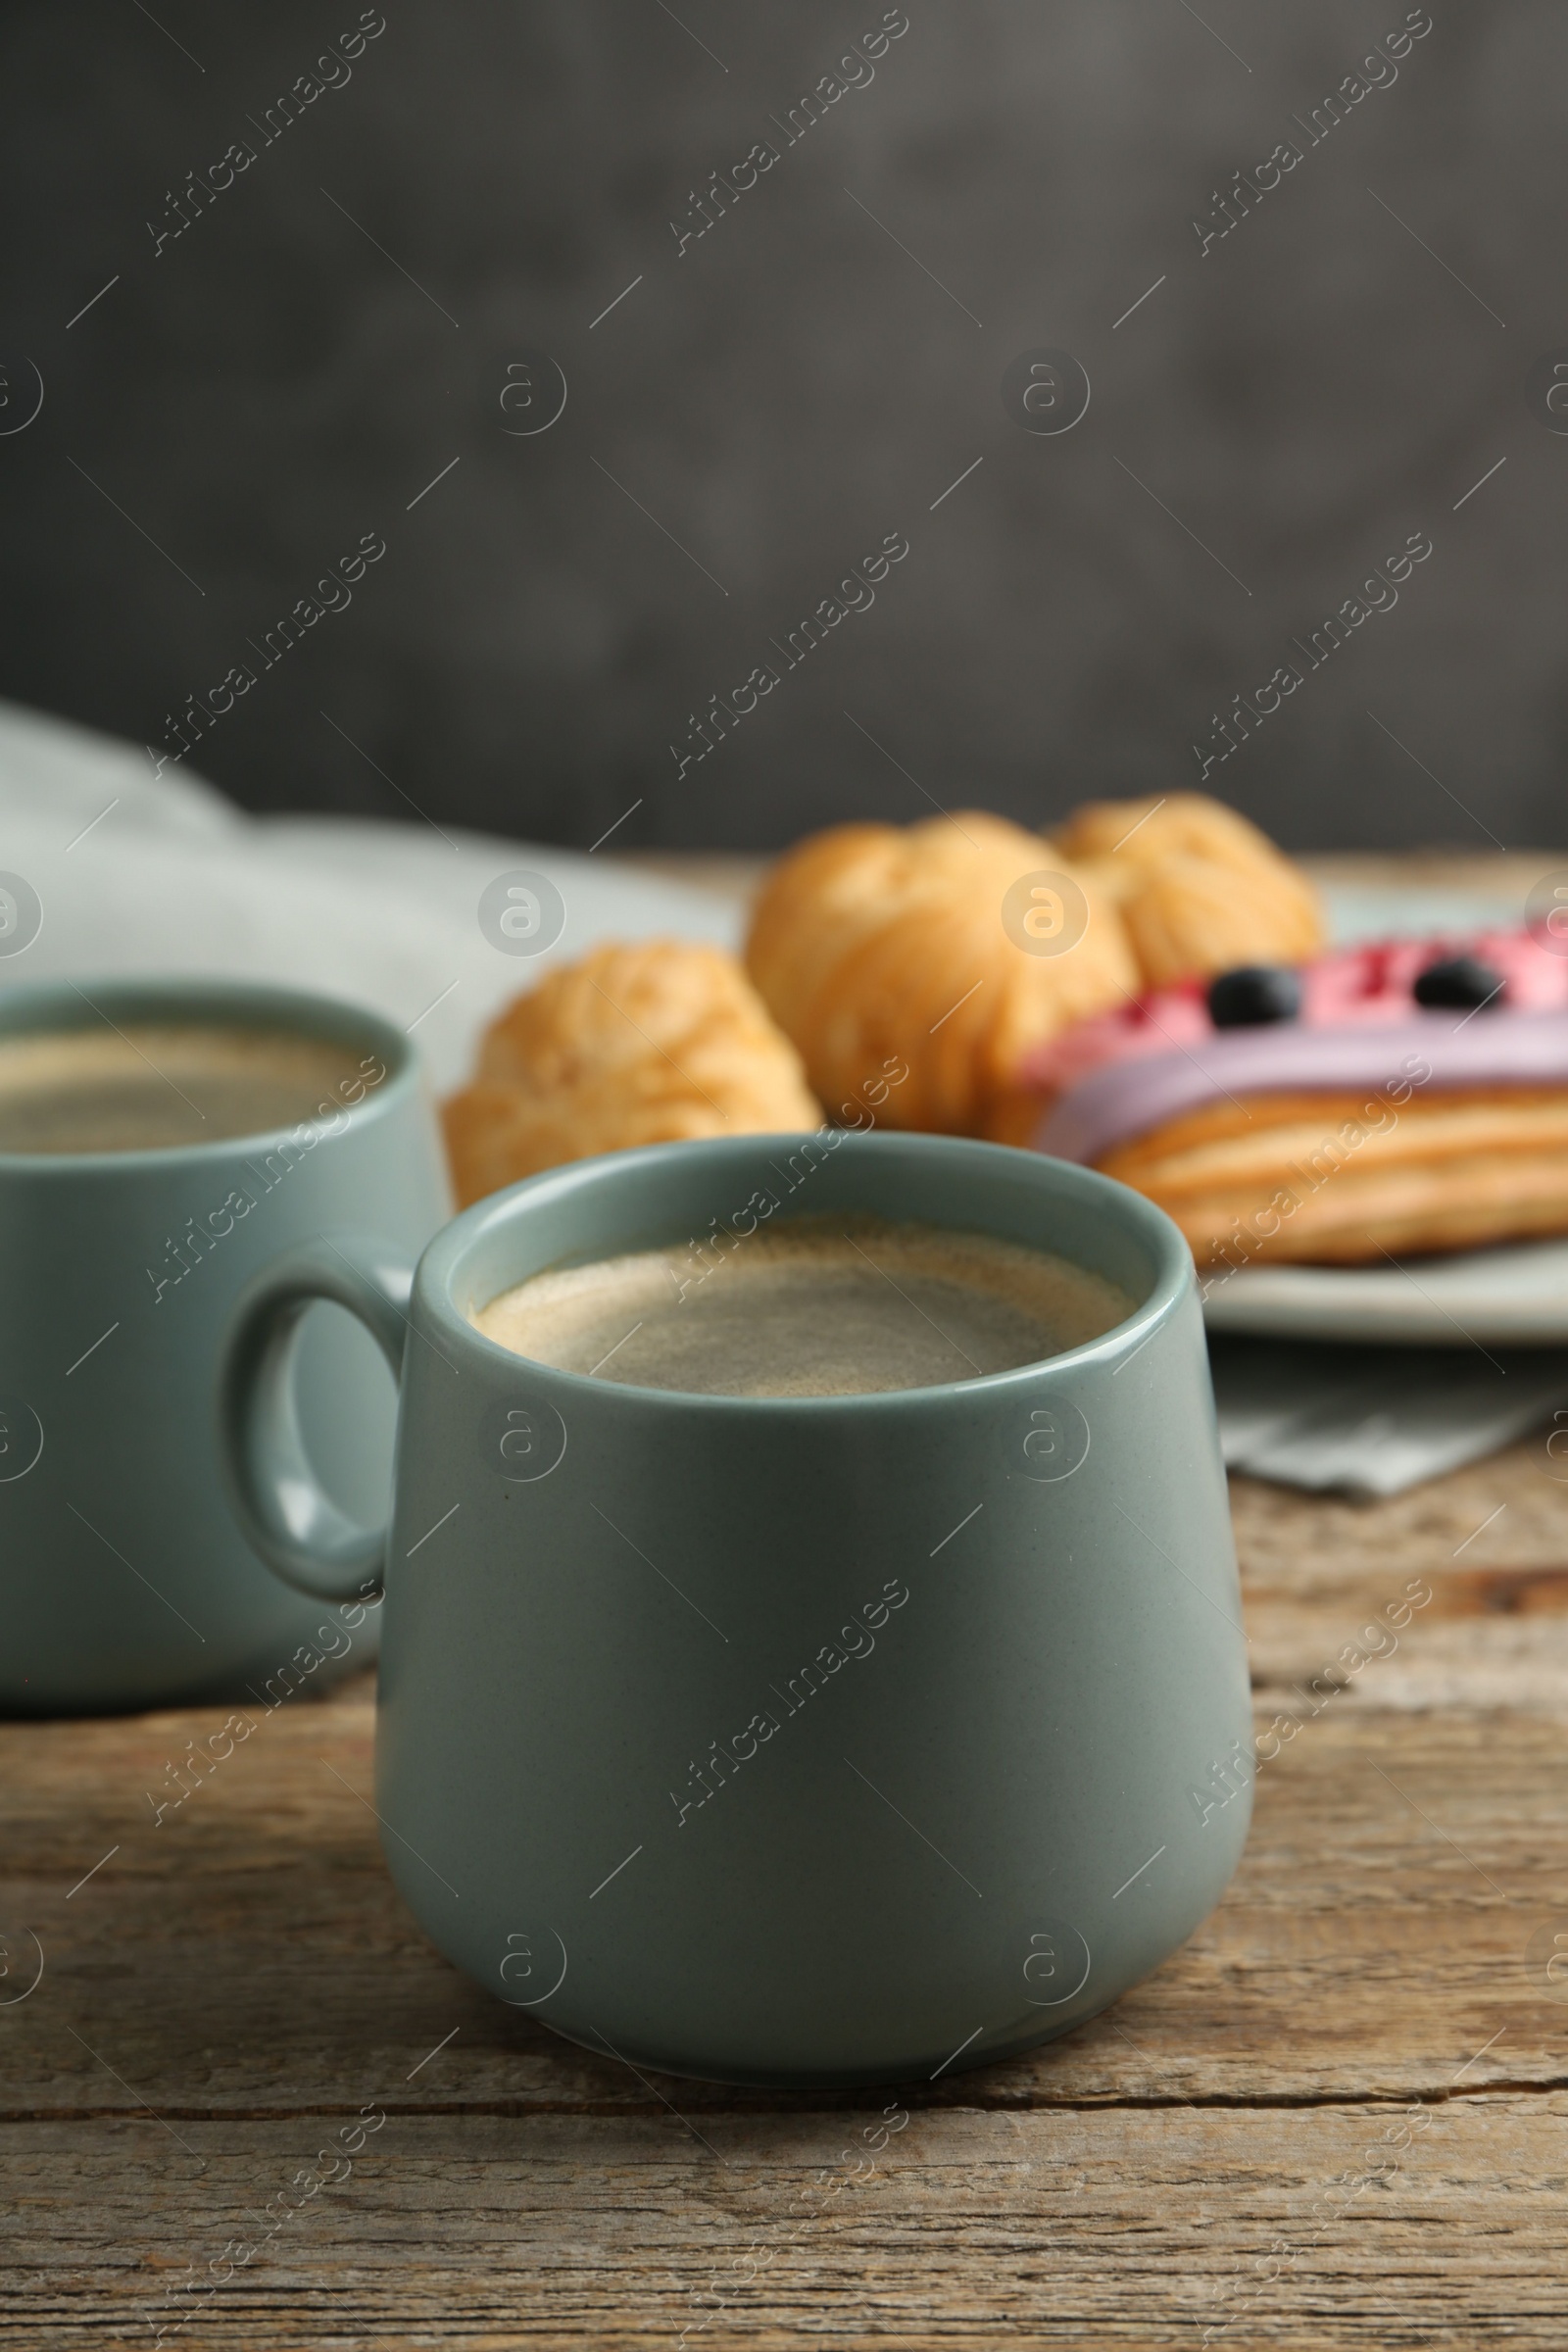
[{"x1": 1025, "y1": 930, "x2": 1568, "y2": 1165}]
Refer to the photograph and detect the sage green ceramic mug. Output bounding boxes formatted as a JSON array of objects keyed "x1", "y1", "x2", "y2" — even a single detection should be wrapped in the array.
[
  {"x1": 0, "y1": 978, "x2": 451, "y2": 1715},
  {"x1": 221, "y1": 1131, "x2": 1250, "y2": 2087}
]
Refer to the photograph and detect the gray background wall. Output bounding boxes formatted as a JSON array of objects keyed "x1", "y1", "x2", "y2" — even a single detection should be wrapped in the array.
[{"x1": 0, "y1": 1, "x2": 1560, "y2": 853}]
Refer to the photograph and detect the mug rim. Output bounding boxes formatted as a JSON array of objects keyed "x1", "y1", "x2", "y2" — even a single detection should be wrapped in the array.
[
  {"x1": 0, "y1": 975, "x2": 417, "y2": 1173},
  {"x1": 416, "y1": 1130, "x2": 1195, "y2": 1414}
]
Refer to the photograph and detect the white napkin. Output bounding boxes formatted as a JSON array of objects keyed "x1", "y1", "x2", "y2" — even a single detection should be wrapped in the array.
[
  {"x1": 0, "y1": 700, "x2": 741, "y2": 1090},
  {"x1": 1210, "y1": 1335, "x2": 1568, "y2": 1498}
]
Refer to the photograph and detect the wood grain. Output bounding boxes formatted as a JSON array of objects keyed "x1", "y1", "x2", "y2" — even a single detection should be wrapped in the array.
[
  {"x1": 5, "y1": 1438, "x2": 1568, "y2": 2346},
  {"x1": 2, "y1": 1692, "x2": 1564, "y2": 2123},
  {"x1": 7, "y1": 2098, "x2": 1567, "y2": 2350}
]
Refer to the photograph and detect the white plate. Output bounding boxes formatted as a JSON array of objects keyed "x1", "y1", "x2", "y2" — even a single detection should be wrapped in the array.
[
  {"x1": 1202, "y1": 880, "x2": 1563, "y2": 1346},
  {"x1": 1202, "y1": 1239, "x2": 1568, "y2": 1347}
]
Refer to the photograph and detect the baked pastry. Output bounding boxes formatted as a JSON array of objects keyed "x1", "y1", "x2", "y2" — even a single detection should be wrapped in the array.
[
  {"x1": 1021, "y1": 931, "x2": 1568, "y2": 1269},
  {"x1": 1099, "y1": 1082, "x2": 1568, "y2": 1264},
  {"x1": 1054, "y1": 791, "x2": 1296, "y2": 883},
  {"x1": 443, "y1": 940, "x2": 823, "y2": 1205},
  {"x1": 746, "y1": 796, "x2": 1322, "y2": 1138},
  {"x1": 745, "y1": 812, "x2": 1139, "y2": 1136},
  {"x1": 1054, "y1": 793, "x2": 1325, "y2": 988}
]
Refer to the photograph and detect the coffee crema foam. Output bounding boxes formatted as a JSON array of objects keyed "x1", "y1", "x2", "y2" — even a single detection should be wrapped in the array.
[
  {"x1": 0, "y1": 1025, "x2": 368, "y2": 1154},
  {"x1": 472, "y1": 1215, "x2": 1135, "y2": 1397}
]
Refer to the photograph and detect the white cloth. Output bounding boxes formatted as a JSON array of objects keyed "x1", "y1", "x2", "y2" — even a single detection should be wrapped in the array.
[
  {"x1": 1210, "y1": 1335, "x2": 1568, "y2": 1498},
  {"x1": 0, "y1": 700, "x2": 740, "y2": 1089}
]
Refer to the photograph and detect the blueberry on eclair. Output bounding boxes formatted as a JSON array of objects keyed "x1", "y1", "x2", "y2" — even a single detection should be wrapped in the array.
[
  {"x1": 1412, "y1": 955, "x2": 1505, "y2": 1010},
  {"x1": 1206, "y1": 964, "x2": 1303, "y2": 1028}
]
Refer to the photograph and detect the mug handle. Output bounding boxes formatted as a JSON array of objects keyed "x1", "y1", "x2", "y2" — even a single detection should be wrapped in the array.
[{"x1": 220, "y1": 1234, "x2": 415, "y2": 1604}]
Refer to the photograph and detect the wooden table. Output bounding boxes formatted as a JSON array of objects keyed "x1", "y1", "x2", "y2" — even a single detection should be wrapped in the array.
[
  {"x1": 6, "y1": 852, "x2": 1568, "y2": 2347},
  {"x1": 7, "y1": 1446, "x2": 1568, "y2": 2347}
]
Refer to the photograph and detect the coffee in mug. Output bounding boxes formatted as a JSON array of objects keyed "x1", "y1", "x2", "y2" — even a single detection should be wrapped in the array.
[
  {"x1": 222, "y1": 1131, "x2": 1251, "y2": 2086},
  {"x1": 472, "y1": 1215, "x2": 1135, "y2": 1396},
  {"x1": 0, "y1": 1024, "x2": 373, "y2": 1155},
  {"x1": 0, "y1": 980, "x2": 451, "y2": 1715}
]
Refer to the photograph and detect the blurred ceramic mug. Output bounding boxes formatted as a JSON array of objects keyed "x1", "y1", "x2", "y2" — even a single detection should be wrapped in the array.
[
  {"x1": 0, "y1": 978, "x2": 450, "y2": 1714},
  {"x1": 221, "y1": 1131, "x2": 1250, "y2": 2086}
]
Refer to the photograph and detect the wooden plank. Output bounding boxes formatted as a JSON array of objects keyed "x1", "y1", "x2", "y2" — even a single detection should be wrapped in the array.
[
  {"x1": 6, "y1": 1441, "x2": 1568, "y2": 2346},
  {"x1": 4, "y1": 2099, "x2": 1566, "y2": 2348},
  {"x1": 2, "y1": 1684, "x2": 1564, "y2": 2117},
  {"x1": 1233, "y1": 1438, "x2": 1568, "y2": 1717},
  {"x1": 1230, "y1": 1438, "x2": 1568, "y2": 1594}
]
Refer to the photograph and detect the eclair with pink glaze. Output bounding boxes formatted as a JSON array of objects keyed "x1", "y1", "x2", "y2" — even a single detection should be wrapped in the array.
[{"x1": 1011, "y1": 931, "x2": 1568, "y2": 1271}]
